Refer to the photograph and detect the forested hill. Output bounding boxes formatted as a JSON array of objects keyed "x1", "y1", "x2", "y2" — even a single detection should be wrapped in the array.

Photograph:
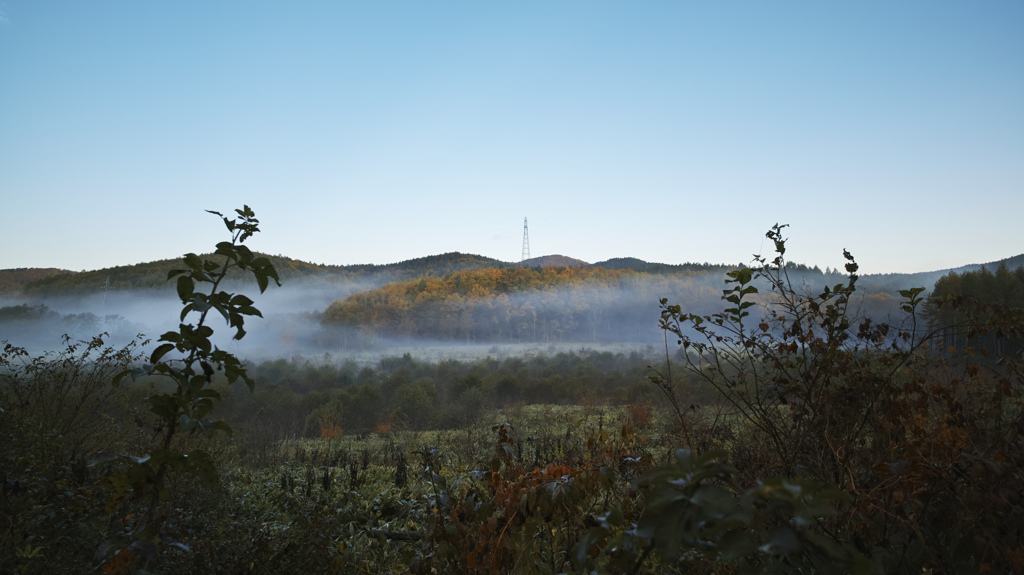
[
  {"x1": 5, "y1": 249, "x2": 1023, "y2": 299},
  {"x1": 857, "y1": 253, "x2": 1024, "y2": 293},
  {"x1": 322, "y1": 266, "x2": 731, "y2": 343},
  {"x1": 320, "y1": 252, "x2": 1024, "y2": 344},
  {"x1": 0, "y1": 268, "x2": 66, "y2": 294},
  {"x1": 0, "y1": 253, "x2": 766, "y2": 298},
  {"x1": 5, "y1": 256, "x2": 338, "y2": 297},
  {"x1": 520, "y1": 255, "x2": 590, "y2": 268},
  {"x1": 339, "y1": 252, "x2": 507, "y2": 276},
  {"x1": 4, "y1": 252, "x2": 506, "y2": 297}
]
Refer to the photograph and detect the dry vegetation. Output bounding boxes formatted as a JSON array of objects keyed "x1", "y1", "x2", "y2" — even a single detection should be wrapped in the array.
[{"x1": 2, "y1": 216, "x2": 1022, "y2": 574}]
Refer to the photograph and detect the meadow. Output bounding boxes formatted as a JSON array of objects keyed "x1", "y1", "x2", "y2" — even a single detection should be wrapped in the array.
[{"x1": 3, "y1": 212, "x2": 1022, "y2": 574}]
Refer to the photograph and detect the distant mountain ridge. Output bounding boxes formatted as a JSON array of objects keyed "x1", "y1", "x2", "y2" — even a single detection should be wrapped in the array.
[
  {"x1": 3, "y1": 250, "x2": 1023, "y2": 298},
  {"x1": 0, "y1": 252, "x2": 507, "y2": 297},
  {"x1": 340, "y1": 252, "x2": 506, "y2": 275},
  {"x1": 856, "y1": 253, "x2": 1024, "y2": 293},
  {"x1": 592, "y1": 258, "x2": 738, "y2": 274}
]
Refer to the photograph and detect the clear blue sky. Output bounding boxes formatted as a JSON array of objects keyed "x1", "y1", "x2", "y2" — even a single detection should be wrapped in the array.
[{"x1": 1, "y1": 1, "x2": 1021, "y2": 274}]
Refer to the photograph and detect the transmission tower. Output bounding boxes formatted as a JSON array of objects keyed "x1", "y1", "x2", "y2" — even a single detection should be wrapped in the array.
[
  {"x1": 521, "y1": 217, "x2": 531, "y2": 264},
  {"x1": 101, "y1": 276, "x2": 112, "y2": 312}
]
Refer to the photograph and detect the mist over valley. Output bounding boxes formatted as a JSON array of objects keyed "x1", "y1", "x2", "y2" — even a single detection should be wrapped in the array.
[{"x1": 3, "y1": 248, "x2": 1021, "y2": 361}]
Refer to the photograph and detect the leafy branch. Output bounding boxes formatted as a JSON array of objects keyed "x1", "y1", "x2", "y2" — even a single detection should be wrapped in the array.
[{"x1": 91, "y1": 206, "x2": 279, "y2": 568}]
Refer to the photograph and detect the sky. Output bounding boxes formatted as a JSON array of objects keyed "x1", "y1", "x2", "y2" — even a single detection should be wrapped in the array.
[{"x1": 0, "y1": 1, "x2": 1021, "y2": 275}]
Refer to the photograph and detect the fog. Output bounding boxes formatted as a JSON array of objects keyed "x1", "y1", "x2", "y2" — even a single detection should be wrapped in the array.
[
  {"x1": 0, "y1": 278, "x2": 369, "y2": 359},
  {"x1": 317, "y1": 268, "x2": 913, "y2": 354},
  {"x1": 0, "y1": 280, "x2": 691, "y2": 361},
  {"x1": 0, "y1": 267, "x2": 922, "y2": 363}
]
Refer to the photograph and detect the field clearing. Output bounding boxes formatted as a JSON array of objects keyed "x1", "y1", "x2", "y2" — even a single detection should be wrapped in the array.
[{"x1": 201, "y1": 403, "x2": 678, "y2": 573}]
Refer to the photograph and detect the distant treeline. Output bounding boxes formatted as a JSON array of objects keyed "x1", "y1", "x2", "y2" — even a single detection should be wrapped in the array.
[
  {"x1": 930, "y1": 262, "x2": 1024, "y2": 308},
  {"x1": 217, "y1": 349, "x2": 675, "y2": 437},
  {"x1": 597, "y1": 257, "x2": 769, "y2": 274},
  {"x1": 926, "y1": 262, "x2": 1024, "y2": 358},
  {"x1": 0, "y1": 303, "x2": 144, "y2": 346}
]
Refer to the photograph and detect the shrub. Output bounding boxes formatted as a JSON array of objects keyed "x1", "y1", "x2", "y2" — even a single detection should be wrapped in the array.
[
  {"x1": 648, "y1": 224, "x2": 1024, "y2": 572},
  {"x1": 0, "y1": 335, "x2": 145, "y2": 575}
]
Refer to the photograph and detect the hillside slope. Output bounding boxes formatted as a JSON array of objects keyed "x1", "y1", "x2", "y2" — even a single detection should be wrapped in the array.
[
  {"x1": 8, "y1": 248, "x2": 1024, "y2": 300},
  {"x1": 0, "y1": 268, "x2": 67, "y2": 295},
  {"x1": 323, "y1": 265, "x2": 737, "y2": 343},
  {"x1": 14, "y1": 252, "x2": 507, "y2": 297},
  {"x1": 520, "y1": 255, "x2": 590, "y2": 268}
]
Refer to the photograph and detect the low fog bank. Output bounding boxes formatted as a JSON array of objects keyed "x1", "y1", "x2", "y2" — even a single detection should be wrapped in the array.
[
  {"x1": 0, "y1": 268, "x2": 917, "y2": 362},
  {"x1": 0, "y1": 280, "x2": 367, "y2": 357},
  {"x1": 0, "y1": 285, "x2": 678, "y2": 361},
  {"x1": 321, "y1": 269, "x2": 914, "y2": 349}
]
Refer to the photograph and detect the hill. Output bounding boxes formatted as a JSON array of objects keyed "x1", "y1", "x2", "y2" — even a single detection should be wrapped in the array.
[
  {"x1": 520, "y1": 255, "x2": 590, "y2": 268},
  {"x1": 858, "y1": 253, "x2": 1024, "y2": 294},
  {"x1": 340, "y1": 252, "x2": 508, "y2": 276},
  {"x1": 0, "y1": 268, "x2": 69, "y2": 296},
  {"x1": 318, "y1": 252, "x2": 1024, "y2": 345},
  {"x1": 322, "y1": 265, "x2": 735, "y2": 343},
  {"x1": 7, "y1": 246, "x2": 1024, "y2": 301},
  {"x1": 12, "y1": 252, "x2": 507, "y2": 298}
]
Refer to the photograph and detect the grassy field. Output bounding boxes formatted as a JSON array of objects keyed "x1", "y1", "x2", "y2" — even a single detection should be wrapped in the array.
[{"x1": 167, "y1": 403, "x2": 671, "y2": 574}]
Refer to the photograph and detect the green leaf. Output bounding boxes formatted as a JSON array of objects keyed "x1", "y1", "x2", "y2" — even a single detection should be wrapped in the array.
[
  {"x1": 230, "y1": 294, "x2": 254, "y2": 306},
  {"x1": 183, "y1": 253, "x2": 204, "y2": 270},
  {"x1": 150, "y1": 343, "x2": 175, "y2": 364},
  {"x1": 237, "y1": 305, "x2": 263, "y2": 317},
  {"x1": 234, "y1": 244, "x2": 254, "y2": 265},
  {"x1": 195, "y1": 388, "x2": 222, "y2": 400},
  {"x1": 158, "y1": 330, "x2": 182, "y2": 343},
  {"x1": 215, "y1": 241, "x2": 237, "y2": 259},
  {"x1": 176, "y1": 275, "x2": 195, "y2": 302}
]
